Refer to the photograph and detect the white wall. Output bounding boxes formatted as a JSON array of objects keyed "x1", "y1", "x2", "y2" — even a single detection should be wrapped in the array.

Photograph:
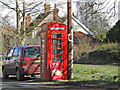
[{"x1": 118, "y1": 1, "x2": 120, "y2": 20}]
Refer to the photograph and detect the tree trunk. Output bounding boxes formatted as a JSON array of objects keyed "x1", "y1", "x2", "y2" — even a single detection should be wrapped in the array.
[
  {"x1": 16, "y1": 0, "x2": 20, "y2": 35},
  {"x1": 21, "y1": 0, "x2": 26, "y2": 46},
  {"x1": 21, "y1": 37, "x2": 26, "y2": 46},
  {"x1": 16, "y1": 0, "x2": 26, "y2": 46},
  {"x1": 16, "y1": 0, "x2": 21, "y2": 46}
]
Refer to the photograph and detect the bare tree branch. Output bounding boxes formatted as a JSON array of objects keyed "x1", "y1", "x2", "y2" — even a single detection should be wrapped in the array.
[
  {"x1": 76, "y1": 0, "x2": 117, "y2": 34},
  {"x1": 0, "y1": 1, "x2": 16, "y2": 11},
  {"x1": 26, "y1": 2, "x2": 43, "y2": 11}
]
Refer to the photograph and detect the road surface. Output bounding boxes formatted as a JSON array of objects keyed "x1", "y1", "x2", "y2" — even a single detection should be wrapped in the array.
[
  {"x1": 0, "y1": 65, "x2": 119, "y2": 90},
  {"x1": 0, "y1": 69, "x2": 84, "y2": 90}
]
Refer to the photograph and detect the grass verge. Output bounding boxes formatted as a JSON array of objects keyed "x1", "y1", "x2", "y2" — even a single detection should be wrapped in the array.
[
  {"x1": 27, "y1": 64, "x2": 119, "y2": 88},
  {"x1": 73, "y1": 64, "x2": 119, "y2": 82}
]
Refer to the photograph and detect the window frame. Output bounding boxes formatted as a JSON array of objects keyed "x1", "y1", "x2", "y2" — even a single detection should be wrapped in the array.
[
  {"x1": 7, "y1": 48, "x2": 14, "y2": 60},
  {"x1": 13, "y1": 47, "x2": 19, "y2": 58}
]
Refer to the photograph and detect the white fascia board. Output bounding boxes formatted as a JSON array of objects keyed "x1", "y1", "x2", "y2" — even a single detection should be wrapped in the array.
[
  {"x1": 72, "y1": 16, "x2": 94, "y2": 36},
  {"x1": 64, "y1": 17, "x2": 94, "y2": 36}
]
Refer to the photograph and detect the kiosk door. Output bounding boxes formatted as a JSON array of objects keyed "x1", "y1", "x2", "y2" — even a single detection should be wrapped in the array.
[
  {"x1": 50, "y1": 34, "x2": 64, "y2": 80},
  {"x1": 41, "y1": 33, "x2": 46, "y2": 77}
]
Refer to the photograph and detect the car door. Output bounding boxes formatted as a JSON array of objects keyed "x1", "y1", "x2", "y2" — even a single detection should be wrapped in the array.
[
  {"x1": 5, "y1": 48, "x2": 14, "y2": 74},
  {"x1": 10, "y1": 47, "x2": 20, "y2": 74},
  {"x1": 4, "y1": 58, "x2": 10, "y2": 75}
]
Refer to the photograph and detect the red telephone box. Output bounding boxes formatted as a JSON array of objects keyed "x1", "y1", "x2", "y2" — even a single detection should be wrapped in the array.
[{"x1": 40, "y1": 21, "x2": 67, "y2": 81}]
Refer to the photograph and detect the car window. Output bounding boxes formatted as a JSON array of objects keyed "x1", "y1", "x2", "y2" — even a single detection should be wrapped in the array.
[
  {"x1": 13, "y1": 48, "x2": 19, "y2": 58},
  {"x1": 18, "y1": 48, "x2": 21, "y2": 56},
  {"x1": 7, "y1": 48, "x2": 14, "y2": 59},
  {"x1": 24, "y1": 47, "x2": 40, "y2": 57}
]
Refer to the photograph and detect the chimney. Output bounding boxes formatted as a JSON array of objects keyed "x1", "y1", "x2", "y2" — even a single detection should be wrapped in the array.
[
  {"x1": 72, "y1": 13, "x2": 74, "y2": 16},
  {"x1": 53, "y1": 4, "x2": 59, "y2": 22},
  {"x1": 44, "y1": 3, "x2": 50, "y2": 15},
  {"x1": 26, "y1": 13, "x2": 31, "y2": 26}
]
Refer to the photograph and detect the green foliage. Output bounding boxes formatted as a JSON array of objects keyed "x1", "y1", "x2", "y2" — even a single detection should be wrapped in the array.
[
  {"x1": 73, "y1": 43, "x2": 100, "y2": 63},
  {"x1": 95, "y1": 32, "x2": 106, "y2": 43},
  {"x1": 106, "y1": 20, "x2": 120, "y2": 42},
  {"x1": 98, "y1": 43, "x2": 120, "y2": 61},
  {"x1": 74, "y1": 42, "x2": 120, "y2": 64},
  {"x1": 98, "y1": 43, "x2": 118, "y2": 51}
]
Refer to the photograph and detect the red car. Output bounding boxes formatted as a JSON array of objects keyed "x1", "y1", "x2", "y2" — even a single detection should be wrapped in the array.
[{"x1": 2, "y1": 45, "x2": 40, "y2": 80}]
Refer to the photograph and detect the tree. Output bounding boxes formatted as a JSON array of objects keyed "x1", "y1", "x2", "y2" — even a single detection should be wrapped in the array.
[
  {"x1": 106, "y1": 20, "x2": 120, "y2": 42},
  {"x1": 95, "y1": 32, "x2": 106, "y2": 43},
  {"x1": 0, "y1": 0, "x2": 44, "y2": 54},
  {"x1": 76, "y1": 0, "x2": 116, "y2": 34},
  {"x1": 0, "y1": 0, "x2": 43, "y2": 46},
  {"x1": 0, "y1": 15, "x2": 16, "y2": 54}
]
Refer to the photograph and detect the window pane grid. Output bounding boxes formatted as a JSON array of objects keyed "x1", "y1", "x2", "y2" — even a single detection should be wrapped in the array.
[{"x1": 51, "y1": 34, "x2": 64, "y2": 61}]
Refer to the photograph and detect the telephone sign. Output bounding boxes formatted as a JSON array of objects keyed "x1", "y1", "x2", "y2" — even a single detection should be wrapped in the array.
[{"x1": 50, "y1": 27, "x2": 65, "y2": 30}]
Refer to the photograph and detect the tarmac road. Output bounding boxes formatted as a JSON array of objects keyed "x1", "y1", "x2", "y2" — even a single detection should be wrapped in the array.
[
  {"x1": 0, "y1": 70, "x2": 103, "y2": 90},
  {"x1": 0, "y1": 66, "x2": 119, "y2": 90},
  {"x1": 1, "y1": 76, "x2": 86, "y2": 90},
  {"x1": 0, "y1": 69, "x2": 81, "y2": 90},
  {"x1": 0, "y1": 67, "x2": 2, "y2": 90}
]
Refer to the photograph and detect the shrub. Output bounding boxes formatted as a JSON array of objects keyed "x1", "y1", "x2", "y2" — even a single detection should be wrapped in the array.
[
  {"x1": 95, "y1": 32, "x2": 106, "y2": 43},
  {"x1": 74, "y1": 42, "x2": 120, "y2": 64},
  {"x1": 106, "y1": 20, "x2": 120, "y2": 43}
]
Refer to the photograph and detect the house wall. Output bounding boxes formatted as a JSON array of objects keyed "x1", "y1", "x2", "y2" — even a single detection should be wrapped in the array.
[
  {"x1": 0, "y1": 30, "x2": 2, "y2": 54},
  {"x1": 25, "y1": 36, "x2": 40, "y2": 45},
  {"x1": 73, "y1": 32, "x2": 92, "y2": 44},
  {"x1": 38, "y1": 12, "x2": 54, "y2": 27},
  {"x1": 24, "y1": 3, "x2": 62, "y2": 45},
  {"x1": 118, "y1": 1, "x2": 120, "y2": 20},
  {"x1": 2, "y1": 35, "x2": 16, "y2": 54},
  {"x1": 1, "y1": 27, "x2": 17, "y2": 54},
  {"x1": 72, "y1": 18, "x2": 90, "y2": 35},
  {"x1": 25, "y1": 12, "x2": 54, "y2": 45}
]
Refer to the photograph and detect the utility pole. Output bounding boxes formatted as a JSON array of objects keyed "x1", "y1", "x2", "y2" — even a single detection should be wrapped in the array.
[{"x1": 67, "y1": 0, "x2": 73, "y2": 79}]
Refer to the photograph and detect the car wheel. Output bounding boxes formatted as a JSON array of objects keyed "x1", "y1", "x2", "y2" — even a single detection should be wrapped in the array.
[
  {"x1": 2, "y1": 69, "x2": 9, "y2": 79},
  {"x1": 16, "y1": 69, "x2": 24, "y2": 81}
]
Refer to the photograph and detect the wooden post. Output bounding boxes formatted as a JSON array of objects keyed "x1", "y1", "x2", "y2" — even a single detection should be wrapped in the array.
[{"x1": 67, "y1": 0, "x2": 72, "y2": 79}]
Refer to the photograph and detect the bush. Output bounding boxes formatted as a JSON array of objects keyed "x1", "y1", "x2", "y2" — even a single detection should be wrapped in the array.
[
  {"x1": 74, "y1": 43, "x2": 120, "y2": 64},
  {"x1": 73, "y1": 43, "x2": 100, "y2": 63},
  {"x1": 106, "y1": 20, "x2": 120, "y2": 43},
  {"x1": 95, "y1": 32, "x2": 106, "y2": 43}
]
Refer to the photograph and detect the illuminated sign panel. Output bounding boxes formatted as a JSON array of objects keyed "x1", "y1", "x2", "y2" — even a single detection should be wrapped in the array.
[{"x1": 50, "y1": 27, "x2": 64, "y2": 30}]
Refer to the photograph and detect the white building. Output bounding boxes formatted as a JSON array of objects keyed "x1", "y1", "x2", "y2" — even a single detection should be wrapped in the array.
[
  {"x1": 0, "y1": 24, "x2": 1, "y2": 48},
  {"x1": 118, "y1": 1, "x2": 120, "y2": 20}
]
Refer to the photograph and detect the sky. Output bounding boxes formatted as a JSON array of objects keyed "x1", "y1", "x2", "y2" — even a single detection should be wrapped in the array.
[{"x1": 0, "y1": 0, "x2": 120, "y2": 27}]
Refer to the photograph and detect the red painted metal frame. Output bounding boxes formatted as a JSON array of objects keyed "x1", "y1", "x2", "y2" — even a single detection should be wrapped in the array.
[{"x1": 40, "y1": 22, "x2": 67, "y2": 81}]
